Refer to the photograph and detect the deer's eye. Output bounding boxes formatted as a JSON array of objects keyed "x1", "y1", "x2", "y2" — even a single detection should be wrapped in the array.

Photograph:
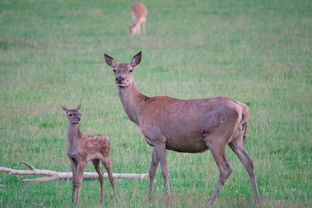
[
  {"x1": 113, "y1": 69, "x2": 116, "y2": 72},
  {"x1": 129, "y1": 70, "x2": 133, "y2": 73},
  {"x1": 68, "y1": 114, "x2": 72, "y2": 117}
]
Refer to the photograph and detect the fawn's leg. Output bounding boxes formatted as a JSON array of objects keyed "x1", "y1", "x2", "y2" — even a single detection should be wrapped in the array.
[
  {"x1": 70, "y1": 157, "x2": 79, "y2": 204},
  {"x1": 102, "y1": 157, "x2": 118, "y2": 202},
  {"x1": 148, "y1": 148, "x2": 160, "y2": 202},
  {"x1": 92, "y1": 159, "x2": 104, "y2": 203},
  {"x1": 75, "y1": 161, "x2": 86, "y2": 204}
]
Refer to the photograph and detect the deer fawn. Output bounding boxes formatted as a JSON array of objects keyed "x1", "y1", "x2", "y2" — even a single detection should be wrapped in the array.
[
  {"x1": 129, "y1": 2, "x2": 147, "y2": 35},
  {"x1": 104, "y1": 52, "x2": 260, "y2": 206},
  {"x1": 61, "y1": 104, "x2": 118, "y2": 204}
]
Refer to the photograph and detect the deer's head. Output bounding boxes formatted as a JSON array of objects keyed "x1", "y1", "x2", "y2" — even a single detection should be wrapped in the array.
[
  {"x1": 61, "y1": 104, "x2": 82, "y2": 125},
  {"x1": 104, "y1": 51, "x2": 142, "y2": 88},
  {"x1": 129, "y1": 24, "x2": 138, "y2": 35}
]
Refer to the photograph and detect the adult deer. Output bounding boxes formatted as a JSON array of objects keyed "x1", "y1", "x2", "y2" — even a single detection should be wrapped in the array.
[
  {"x1": 103, "y1": 52, "x2": 260, "y2": 206},
  {"x1": 62, "y1": 104, "x2": 118, "y2": 204},
  {"x1": 129, "y1": 2, "x2": 147, "y2": 35}
]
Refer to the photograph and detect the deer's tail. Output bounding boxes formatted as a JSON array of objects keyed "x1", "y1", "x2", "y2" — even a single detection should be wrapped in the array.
[
  {"x1": 242, "y1": 121, "x2": 248, "y2": 142},
  {"x1": 239, "y1": 102, "x2": 249, "y2": 143}
]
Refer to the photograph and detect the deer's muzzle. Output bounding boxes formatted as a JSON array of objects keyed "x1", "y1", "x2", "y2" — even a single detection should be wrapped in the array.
[{"x1": 116, "y1": 76, "x2": 125, "y2": 84}]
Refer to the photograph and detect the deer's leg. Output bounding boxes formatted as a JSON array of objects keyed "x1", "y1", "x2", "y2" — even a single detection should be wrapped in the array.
[
  {"x1": 102, "y1": 157, "x2": 118, "y2": 202},
  {"x1": 154, "y1": 143, "x2": 171, "y2": 202},
  {"x1": 92, "y1": 159, "x2": 104, "y2": 203},
  {"x1": 138, "y1": 26, "x2": 141, "y2": 35},
  {"x1": 229, "y1": 139, "x2": 260, "y2": 203},
  {"x1": 142, "y1": 21, "x2": 146, "y2": 34},
  {"x1": 70, "y1": 158, "x2": 79, "y2": 204},
  {"x1": 137, "y1": 22, "x2": 141, "y2": 34},
  {"x1": 204, "y1": 138, "x2": 232, "y2": 206},
  {"x1": 75, "y1": 161, "x2": 86, "y2": 204},
  {"x1": 148, "y1": 148, "x2": 160, "y2": 202}
]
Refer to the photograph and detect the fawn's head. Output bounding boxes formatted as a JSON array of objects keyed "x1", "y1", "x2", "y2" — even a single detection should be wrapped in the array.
[
  {"x1": 61, "y1": 104, "x2": 82, "y2": 125},
  {"x1": 104, "y1": 51, "x2": 142, "y2": 88}
]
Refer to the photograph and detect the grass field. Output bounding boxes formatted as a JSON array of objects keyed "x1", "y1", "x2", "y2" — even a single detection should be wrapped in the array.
[{"x1": 0, "y1": 0, "x2": 311, "y2": 207}]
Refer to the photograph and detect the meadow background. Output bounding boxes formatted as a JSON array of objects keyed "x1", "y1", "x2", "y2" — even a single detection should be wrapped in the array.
[{"x1": 0, "y1": 0, "x2": 311, "y2": 207}]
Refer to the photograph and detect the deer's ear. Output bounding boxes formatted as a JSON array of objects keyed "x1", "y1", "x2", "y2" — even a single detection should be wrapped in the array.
[
  {"x1": 76, "y1": 104, "x2": 82, "y2": 111},
  {"x1": 104, "y1": 54, "x2": 117, "y2": 68},
  {"x1": 61, "y1": 105, "x2": 68, "y2": 112},
  {"x1": 131, "y1": 51, "x2": 142, "y2": 67}
]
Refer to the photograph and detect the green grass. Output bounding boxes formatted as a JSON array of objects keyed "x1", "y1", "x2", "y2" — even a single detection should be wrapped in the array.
[{"x1": 0, "y1": 0, "x2": 311, "y2": 207}]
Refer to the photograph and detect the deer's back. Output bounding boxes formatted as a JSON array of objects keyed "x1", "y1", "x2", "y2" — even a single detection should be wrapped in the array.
[
  {"x1": 132, "y1": 2, "x2": 147, "y2": 19},
  {"x1": 81, "y1": 134, "x2": 110, "y2": 158}
]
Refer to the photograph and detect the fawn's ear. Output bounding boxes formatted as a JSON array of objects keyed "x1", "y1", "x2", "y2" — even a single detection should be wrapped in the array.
[
  {"x1": 61, "y1": 105, "x2": 68, "y2": 112},
  {"x1": 131, "y1": 51, "x2": 142, "y2": 67},
  {"x1": 76, "y1": 104, "x2": 82, "y2": 111},
  {"x1": 104, "y1": 54, "x2": 117, "y2": 68}
]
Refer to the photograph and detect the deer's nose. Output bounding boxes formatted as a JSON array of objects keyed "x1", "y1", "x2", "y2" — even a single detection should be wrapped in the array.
[{"x1": 116, "y1": 76, "x2": 124, "y2": 83}]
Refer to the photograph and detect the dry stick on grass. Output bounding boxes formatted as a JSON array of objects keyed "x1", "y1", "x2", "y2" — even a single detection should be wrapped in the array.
[{"x1": 0, "y1": 161, "x2": 148, "y2": 182}]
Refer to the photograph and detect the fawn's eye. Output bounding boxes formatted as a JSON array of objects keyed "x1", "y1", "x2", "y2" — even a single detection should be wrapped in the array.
[
  {"x1": 68, "y1": 114, "x2": 72, "y2": 117},
  {"x1": 113, "y1": 69, "x2": 116, "y2": 72},
  {"x1": 129, "y1": 70, "x2": 133, "y2": 73}
]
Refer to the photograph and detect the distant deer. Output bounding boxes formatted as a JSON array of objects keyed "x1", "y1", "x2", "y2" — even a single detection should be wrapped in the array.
[
  {"x1": 61, "y1": 104, "x2": 118, "y2": 204},
  {"x1": 104, "y1": 52, "x2": 260, "y2": 206},
  {"x1": 129, "y1": 2, "x2": 147, "y2": 35}
]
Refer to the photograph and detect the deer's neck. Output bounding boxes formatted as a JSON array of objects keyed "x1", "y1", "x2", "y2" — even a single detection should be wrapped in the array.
[
  {"x1": 117, "y1": 81, "x2": 150, "y2": 126},
  {"x1": 66, "y1": 123, "x2": 82, "y2": 153}
]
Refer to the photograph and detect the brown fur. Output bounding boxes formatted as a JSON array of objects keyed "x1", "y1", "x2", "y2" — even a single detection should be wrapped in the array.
[
  {"x1": 129, "y1": 2, "x2": 147, "y2": 35},
  {"x1": 61, "y1": 104, "x2": 118, "y2": 204},
  {"x1": 104, "y1": 52, "x2": 260, "y2": 206}
]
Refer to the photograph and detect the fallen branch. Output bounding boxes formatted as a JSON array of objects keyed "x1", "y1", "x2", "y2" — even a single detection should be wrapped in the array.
[{"x1": 0, "y1": 161, "x2": 148, "y2": 182}]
